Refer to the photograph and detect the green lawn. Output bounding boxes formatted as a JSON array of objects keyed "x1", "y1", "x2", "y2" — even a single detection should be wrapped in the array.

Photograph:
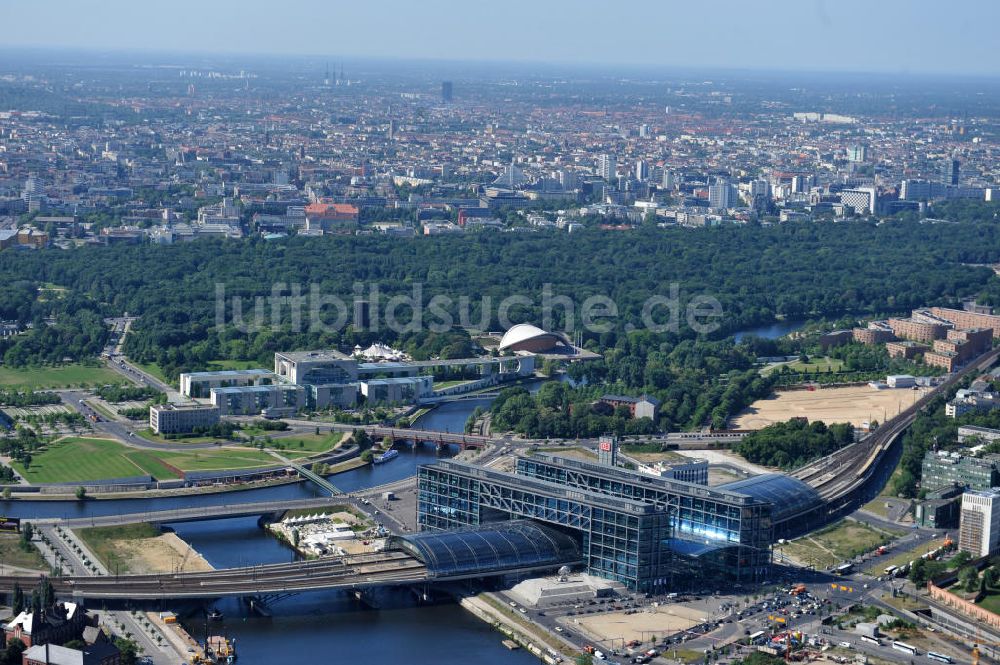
[
  {"x1": 266, "y1": 432, "x2": 343, "y2": 454},
  {"x1": 0, "y1": 533, "x2": 49, "y2": 571},
  {"x1": 11, "y1": 437, "x2": 176, "y2": 483},
  {"x1": 11, "y1": 436, "x2": 278, "y2": 483},
  {"x1": 977, "y1": 588, "x2": 1000, "y2": 615},
  {"x1": 153, "y1": 448, "x2": 277, "y2": 472},
  {"x1": 763, "y1": 356, "x2": 844, "y2": 376},
  {"x1": 782, "y1": 519, "x2": 902, "y2": 569},
  {"x1": 0, "y1": 364, "x2": 121, "y2": 390},
  {"x1": 135, "y1": 429, "x2": 220, "y2": 445}
]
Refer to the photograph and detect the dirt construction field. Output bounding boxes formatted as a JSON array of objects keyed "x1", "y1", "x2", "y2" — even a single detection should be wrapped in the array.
[
  {"x1": 570, "y1": 604, "x2": 704, "y2": 644},
  {"x1": 732, "y1": 385, "x2": 931, "y2": 429},
  {"x1": 105, "y1": 532, "x2": 214, "y2": 574}
]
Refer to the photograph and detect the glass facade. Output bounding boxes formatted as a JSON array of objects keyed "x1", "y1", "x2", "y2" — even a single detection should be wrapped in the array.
[
  {"x1": 516, "y1": 455, "x2": 772, "y2": 586},
  {"x1": 392, "y1": 520, "x2": 581, "y2": 578},
  {"x1": 417, "y1": 454, "x2": 781, "y2": 592}
]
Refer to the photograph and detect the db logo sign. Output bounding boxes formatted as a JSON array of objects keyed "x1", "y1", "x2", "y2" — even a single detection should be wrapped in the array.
[{"x1": 599, "y1": 441, "x2": 611, "y2": 452}]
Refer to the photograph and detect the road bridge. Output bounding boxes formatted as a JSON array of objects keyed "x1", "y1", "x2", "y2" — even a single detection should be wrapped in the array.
[{"x1": 29, "y1": 498, "x2": 345, "y2": 529}]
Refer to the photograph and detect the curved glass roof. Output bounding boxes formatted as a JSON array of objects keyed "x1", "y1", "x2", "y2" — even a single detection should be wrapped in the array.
[
  {"x1": 394, "y1": 520, "x2": 581, "y2": 578},
  {"x1": 717, "y1": 473, "x2": 823, "y2": 523}
]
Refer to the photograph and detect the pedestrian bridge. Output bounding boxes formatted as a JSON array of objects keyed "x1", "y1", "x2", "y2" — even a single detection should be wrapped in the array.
[{"x1": 0, "y1": 521, "x2": 582, "y2": 600}]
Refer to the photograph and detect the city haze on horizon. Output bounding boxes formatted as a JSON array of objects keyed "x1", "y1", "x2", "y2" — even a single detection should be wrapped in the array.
[{"x1": 1, "y1": 0, "x2": 998, "y2": 77}]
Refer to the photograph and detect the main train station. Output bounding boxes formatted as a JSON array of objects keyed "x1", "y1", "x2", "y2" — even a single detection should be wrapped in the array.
[{"x1": 415, "y1": 448, "x2": 824, "y2": 593}]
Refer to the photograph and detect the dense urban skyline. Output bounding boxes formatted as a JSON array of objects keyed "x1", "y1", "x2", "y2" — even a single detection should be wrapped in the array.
[{"x1": 1, "y1": 0, "x2": 999, "y2": 76}]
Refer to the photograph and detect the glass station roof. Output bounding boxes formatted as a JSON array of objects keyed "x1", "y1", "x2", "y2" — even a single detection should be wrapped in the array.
[{"x1": 394, "y1": 520, "x2": 582, "y2": 578}]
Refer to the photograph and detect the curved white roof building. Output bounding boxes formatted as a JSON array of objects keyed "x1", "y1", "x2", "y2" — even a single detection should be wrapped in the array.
[{"x1": 498, "y1": 324, "x2": 571, "y2": 353}]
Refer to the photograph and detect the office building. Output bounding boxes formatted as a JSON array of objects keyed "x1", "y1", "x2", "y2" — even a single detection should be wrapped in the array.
[
  {"x1": 749, "y1": 179, "x2": 770, "y2": 199},
  {"x1": 959, "y1": 489, "x2": 1000, "y2": 557},
  {"x1": 940, "y1": 158, "x2": 960, "y2": 186},
  {"x1": 361, "y1": 376, "x2": 433, "y2": 405},
  {"x1": 441, "y1": 81, "x2": 453, "y2": 103},
  {"x1": 708, "y1": 180, "x2": 737, "y2": 211},
  {"x1": 304, "y1": 202, "x2": 359, "y2": 233},
  {"x1": 180, "y1": 368, "x2": 278, "y2": 399},
  {"x1": 914, "y1": 485, "x2": 964, "y2": 529},
  {"x1": 210, "y1": 383, "x2": 306, "y2": 416},
  {"x1": 847, "y1": 145, "x2": 868, "y2": 162},
  {"x1": 597, "y1": 154, "x2": 617, "y2": 182},
  {"x1": 947, "y1": 390, "x2": 1000, "y2": 418},
  {"x1": 416, "y1": 453, "x2": 818, "y2": 592},
  {"x1": 597, "y1": 154, "x2": 618, "y2": 182},
  {"x1": 635, "y1": 160, "x2": 649, "y2": 182},
  {"x1": 958, "y1": 426, "x2": 1000, "y2": 446},
  {"x1": 149, "y1": 403, "x2": 220, "y2": 435},
  {"x1": 921, "y1": 450, "x2": 1000, "y2": 492},
  {"x1": 839, "y1": 187, "x2": 877, "y2": 215},
  {"x1": 274, "y1": 349, "x2": 360, "y2": 409}
]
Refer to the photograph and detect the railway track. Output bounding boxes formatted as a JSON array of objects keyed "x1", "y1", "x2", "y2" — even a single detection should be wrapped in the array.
[{"x1": 786, "y1": 345, "x2": 1000, "y2": 520}]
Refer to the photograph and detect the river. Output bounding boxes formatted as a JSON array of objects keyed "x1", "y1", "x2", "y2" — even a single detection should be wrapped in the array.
[
  {"x1": 732, "y1": 319, "x2": 806, "y2": 342},
  {"x1": 6, "y1": 393, "x2": 541, "y2": 665}
]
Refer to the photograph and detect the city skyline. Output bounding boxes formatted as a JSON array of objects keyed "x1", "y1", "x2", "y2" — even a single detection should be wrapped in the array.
[{"x1": 1, "y1": 0, "x2": 999, "y2": 77}]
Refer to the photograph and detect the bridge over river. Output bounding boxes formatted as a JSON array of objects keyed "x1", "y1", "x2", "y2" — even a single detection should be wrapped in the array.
[{"x1": 0, "y1": 520, "x2": 582, "y2": 601}]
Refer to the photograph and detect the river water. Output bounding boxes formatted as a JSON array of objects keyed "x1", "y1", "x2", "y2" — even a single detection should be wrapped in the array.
[
  {"x1": 732, "y1": 319, "x2": 806, "y2": 342},
  {"x1": 5, "y1": 394, "x2": 540, "y2": 665}
]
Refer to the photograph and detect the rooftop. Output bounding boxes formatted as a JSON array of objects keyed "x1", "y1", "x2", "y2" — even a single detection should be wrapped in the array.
[
  {"x1": 182, "y1": 368, "x2": 274, "y2": 379},
  {"x1": 394, "y1": 519, "x2": 581, "y2": 578},
  {"x1": 716, "y1": 473, "x2": 824, "y2": 523},
  {"x1": 276, "y1": 349, "x2": 351, "y2": 362},
  {"x1": 211, "y1": 384, "x2": 299, "y2": 394},
  {"x1": 527, "y1": 452, "x2": 765, "y2": 505}
]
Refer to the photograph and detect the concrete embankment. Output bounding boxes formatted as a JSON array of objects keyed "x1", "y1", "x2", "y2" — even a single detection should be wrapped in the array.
[{"x1": 460, "y1": 594, "x2": 570, "y2": 665}]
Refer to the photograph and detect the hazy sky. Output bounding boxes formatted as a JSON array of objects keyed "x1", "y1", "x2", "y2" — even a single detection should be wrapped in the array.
[{"x1": 1, "y1": 0, "x2": 998, "y2": 76}]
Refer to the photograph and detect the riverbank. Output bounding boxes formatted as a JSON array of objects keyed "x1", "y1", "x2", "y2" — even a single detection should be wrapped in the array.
[
  {"x1": 461, "y1": 593, "x2": 576, "y2": 664},
  {"x1": 0, "y1": 440, "x2": 364, "y2": 500}
]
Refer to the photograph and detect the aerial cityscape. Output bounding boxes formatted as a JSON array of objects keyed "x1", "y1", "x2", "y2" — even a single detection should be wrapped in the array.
[{"x1": 0, "y1": 2, "x2": 999, "y2": 665}]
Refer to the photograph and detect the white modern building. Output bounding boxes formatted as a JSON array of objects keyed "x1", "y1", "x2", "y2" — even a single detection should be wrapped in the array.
[
  {"x1": 180, "y1": 368, "x2": 278, "y2": 399},
  {"x1": 959, "y1": 489, "x2": 1000, "y2": 557},
  {"x1": 150, "y1": 403, "x2": 220, "y2": 435},
  {"x1": 839, "y1": 187, "x2": 877, "y2": 215},
  {"x1": 361, "y1": 376, "x2": 434, "y2": 405},
  {"x1": 211, "y1": 383, "x2": 307, "y2": 416},
  {"x1": 708, "y1": 181, "x2": 738, "y2": 211},
  {"x1": 597, "y1": 154, "x2": 617, "y2": 181}
]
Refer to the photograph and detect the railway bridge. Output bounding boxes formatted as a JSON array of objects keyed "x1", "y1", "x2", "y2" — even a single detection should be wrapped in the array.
[{"x1": 0, "y1": 521, "x2": 581, "y2": 601}]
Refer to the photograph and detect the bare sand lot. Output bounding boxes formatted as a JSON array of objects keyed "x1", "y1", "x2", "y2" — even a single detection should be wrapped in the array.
[
  {"x1": 732, "y1": 385, "x2": 931, "y2": 429},
  {"x1": 571, "y1": 605, "x2": 704, "y2": 644},
  {"x1": 107, "y1": 532, "x2": 213, "y2": 574}
]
